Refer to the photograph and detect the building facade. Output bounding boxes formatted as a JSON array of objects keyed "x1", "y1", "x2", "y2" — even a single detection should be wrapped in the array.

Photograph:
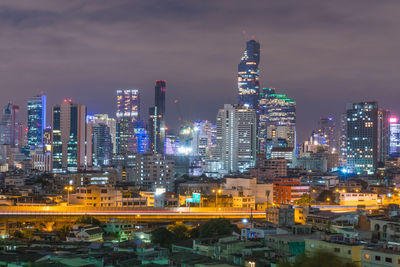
[
  {"x1": 216, "y1": 104, "x2": 257, "y2": 173},
  {"x1": 93, "y1": 114, "x2": 117, "y2": 154},
  {"x1": 238, "y1": 40, "x2": 260, "y2": 108},
  {"x1": 116, "y1": 89, "x2": 140, "y2": 155},
  {"x1": 317, "y1": 117, "x2": 337, "y2": 153},
  {"x1": 0, "y1": 103, "x2": 19, "y2": 147},
  {"x1": 149, "y1": 80, "x2": 166, "y2": 154},
  {"x1": 131, "y1": 153, "x2": 174, "y2": 191},
  {"x1": 27, "y1": 93, "x2": 46, "y2": 149},
  {"x1": 346, "y1": 102, "x2": 378, "y2": 174},
  {"x1": 92, "y1": 123, "x2": 113, "y2": 167},
  {"x1": 389, "y1": 116, "x2": 400, "y2": 158},
  {"x1": 258, "y1": 88, "x2": 296, "y2": 156},
  {"x1": 51, "y1": 99, "x2": 92, "y2": 173}
]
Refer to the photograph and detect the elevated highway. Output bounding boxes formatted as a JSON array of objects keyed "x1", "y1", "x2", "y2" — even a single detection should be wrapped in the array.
[
  {"x1": 0, "y1": 204, "x2": 383, "y2": 224},
  {"x1": 0, "y1": 206, "x2": 266, "y2": 223}
]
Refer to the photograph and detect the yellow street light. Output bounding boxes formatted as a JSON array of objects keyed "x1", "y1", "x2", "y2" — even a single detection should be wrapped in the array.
[
  {"x1": 64, "y1": 186, "x2": 74, "y2": 206},
  {"x1": 213, "y1": 188, "x2": 222, "y2": 208},
  {"x1": 326, "y1": 197, "x2": 331, "y2": 202}
]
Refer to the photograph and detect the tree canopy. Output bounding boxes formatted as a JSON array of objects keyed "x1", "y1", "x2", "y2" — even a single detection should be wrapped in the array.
[
  {"x1": 294, "y1": 194, "x2": 314, "y2": 206},
  {"x1": 167, "y1": 223, "x2": 191, "y2": 242},
  {"x1": 75, "y1": 215, "x2": 101, "y2": 226},
  {"x1": 150, "y1": 227, "x2": 176, "y2": 248},
  {"x1": 197, "y1": 218, "x2": 238, "y2": 238},
  {"x1": 278, "y1": 250, "x2": 358, "y2": 267}
]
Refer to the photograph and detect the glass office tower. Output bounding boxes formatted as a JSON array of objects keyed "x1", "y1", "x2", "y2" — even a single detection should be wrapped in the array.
[{"x1": 238, "y1": 40, "x2": 260, "y2": 108}]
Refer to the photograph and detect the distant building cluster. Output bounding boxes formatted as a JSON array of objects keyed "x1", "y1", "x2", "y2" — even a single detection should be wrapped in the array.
[{"x1": 0, "y1": 38, "x2": 399, "y2": 193}]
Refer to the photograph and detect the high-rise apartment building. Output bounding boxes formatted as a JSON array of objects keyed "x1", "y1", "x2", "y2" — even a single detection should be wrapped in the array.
[
  {"x1": 338, "y1": 112, "x2": 347, "y2": 166},
  {"x1": 133, "y1": 120, "x2": 148, "y2": 154},
  {"x1": 389, "y1": 116, "x2": 400, "y2": 158},
  {"x1": 378, "y1": 109, "x2": 390, "y2": 163},
  {"x1": 194, "y1": 120, "x2": 216, "y2": 158},
  {"x1": 0, "y1": 103, "x2": 19, "y2": 147},
  {"x1": 27, "y1": 93, "x2": 46, "y2": 149},
  {"x1": 258, "y1": 88, "x2": 296, "y2": 156},
  {"x1": 92, "y1": 123, "x2": 113, "y2": 167},
  {"x1": 51, "y1": 99, "x2": 92, "y2": 173},
  {"x1": 131, "y1": 154, "x2": 174, "y2": 191},
  {"x1": 149, "y1": 80, "x2": 166, "y2": 154},
  {"x1": 238, "y1": 40, "x2": 260, "y2": 108},
  {"x1": 317, "y1": 117, "x2": 337, "y2": 152},
  {"x1": 216, "y1": 104, "x2": 257, "y2": 173},
  {"x1": 116, "y1": 89, "x2": 140, "y2": 155},
  {"x1": 346, "y1": 102, "x2": 378, "y2": 174},
  {"x1": 93, "y1": 114, "x2": 117, "y2": 154}
]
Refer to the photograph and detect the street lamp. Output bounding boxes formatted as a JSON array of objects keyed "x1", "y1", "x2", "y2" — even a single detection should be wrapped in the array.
[
  {"x1": 64, "y1": 186, "x2": 73, "y2": 206},
  {"x1": 212, "y1": 188, "x2": 222, "y2": 207}
]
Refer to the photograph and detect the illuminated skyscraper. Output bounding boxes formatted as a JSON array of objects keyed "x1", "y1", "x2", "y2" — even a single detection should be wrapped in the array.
[
  {"x1": 116, "y1": 89, "x2": 140, "y2": 155},
  {"x1": 0, "y1": 103, "x2": 19, "y2": 147},
  {"x1": 133, "y1": 120, "x2": 149, "y2": 154},
  {"x1": 317, "y1": 117, "x2": 337, "y2": 152},
  {"x1": 27, "y1": 93, "x2": 46, "y2": 149},
  {"x1": 258, "y1": 88, "x2": 296, "y2": 156},
  {"x1": 389, "y1": 116, "x2": 400, "y2": 158},
  {"x1": 93, "y1": 114, "x2": 117, "y2": 154},
  {"x1": 51, "y1": 99, "x2": 92, "y2": 173},
  {"x1": 378, "y1": 109, "x2": 390, "y2": 163},
  {"x1": 92, "y1": 123, "x2": 113, "y2": 167},
  {"x1": 193, "y1": 120, "x2": 216, "y2": 157},
  {"x1": 216, "y1": 104, "x2": 257, "y2": 173},
  {"x1": 346, "y1": 102, "x2": 378, "y2": 174},
  {"x1": 339, "y1": 112, "x2": 347, "y2": 166},
  {"x1": 238, "y1": 40, "x2": 260, "y2": 108},
  {"x1": 149, "y1": 80, "x2": 166, "y2": 154}
]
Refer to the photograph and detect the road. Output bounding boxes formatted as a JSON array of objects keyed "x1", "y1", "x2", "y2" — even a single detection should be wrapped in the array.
[
  {"x1": 0, "y1": 206, "x2": 266, "y2": 222},
  {"x1": 0, "y1": 204, "x2": 383, "y2": 222}
]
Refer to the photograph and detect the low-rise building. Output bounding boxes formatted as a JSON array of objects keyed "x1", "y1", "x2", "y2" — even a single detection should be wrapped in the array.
[
  {"x1": 251, "y1": 157, "x2": 287, "y2": 180},
  {"x1": 264, "y1": 234, "x2": 307, "y2": 263},
  {"x1": 72, "y1": 185, "x2": 121, "y2": 207},
  {"x1": 103, "y1": 218, "x2": 134, "y2": 241},
  {"x1": 232, "y1": 196, "x2": 255, "y2": 209},
  {"x1": 67, "y1": 225, "x2": 103, "y2": 242},
  {"x1": 273, "y1": 177, "x2": 310, "y2": 204},
  {"x1": 266, "y1": 205, "x2": 295, "y2": 227},
  {"x1": 362, "y1": 247, "x2": 400, "y2": 267},
  {"x1": 305, "y1": 236, "x2": 363, "y2": 266},
  {"x1": 339, "y1": 191, "x2": 378, "y2": 206},
  {"x1": 370, "y1": 216, "x2": 400, "y2": 242}
]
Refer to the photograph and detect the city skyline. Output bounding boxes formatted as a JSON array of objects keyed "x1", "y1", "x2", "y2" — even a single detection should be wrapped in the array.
[
  {"x1": 1, "y1": 1, "x2": 400, "y2": 142},
  {"x1": 1, "y1": 2, "x2": 400, "y2": 264}
]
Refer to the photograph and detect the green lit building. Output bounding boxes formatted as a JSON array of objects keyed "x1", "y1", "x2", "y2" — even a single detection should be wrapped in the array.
[{"x1": 258, "y1": 88, "x2": 296, "y2": 156}]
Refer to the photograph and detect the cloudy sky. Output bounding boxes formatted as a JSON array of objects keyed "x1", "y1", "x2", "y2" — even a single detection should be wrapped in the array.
[{"x1": 1, "y1": 0, "x2": 399, "y2": 141}]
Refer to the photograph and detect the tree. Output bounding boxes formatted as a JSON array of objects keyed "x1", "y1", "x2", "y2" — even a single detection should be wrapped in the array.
[
  {"x1": 58, "y1": 225, "x2": 72, "y2": 240},
  {"x1": 13, "y1": 230, "x2": 24, "y2": 239},
  {"x1": 167, "y1": 224, "x2": 190, "y2": 242},
  {"x1": 294, "y1": 194, "x2": 314, "y2": 206},
  {"x1": 151, "y1": 227, "x2": 175, "y2": 248},
  {"x1": 75, "y1": 215, "x2": 101, "y2": 226},
  {"x1": 278, "y1": 250, "x2": 357, "y2": 267},
  {"x1": 197, "y1": 218, "x2": 238, "y2": 238}
]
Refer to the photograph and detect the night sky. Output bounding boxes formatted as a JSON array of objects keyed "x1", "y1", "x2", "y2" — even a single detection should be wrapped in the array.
[{"x1": 1, "y1": 0, "x2": 400, "y2": 142}]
